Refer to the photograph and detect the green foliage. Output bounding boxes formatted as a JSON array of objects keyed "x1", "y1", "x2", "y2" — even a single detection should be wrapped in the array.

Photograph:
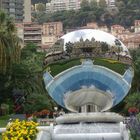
[
  {"x1": 0, "y1": 115, "x2": 10, "y2": 127},
  {"x1": 11, "y1": 43, "x2": 56, "y2": 113},
  {"x1": 130, "y1": 129, "x2": 140, "y2": 140},
  {"x1": 130, "y1": 47, "x2": 140, "y2": 92},
  {"x1": 32, "y1": 1, "x2": 105, "y2": 28},
  {"x1": 94, "y1": 58, "x2": 127, "y2": 75},
  {"x1": 46, "y1": 58, "x2": 127, "y2": 76},
  {"x1": 125, "y1": 93, "x2": 140, "y2": 109},
  {"x1": 33, "y1": 0, "x2": 140, "y2": 29},
  {"x1": 35, "y1": 3, "x2": 46, "y2": 12},
  {"x1": 0, "y1": 10, "x2": 21, "y2": 74},
  {"x1": 46, "y1": 59, "x2": 81, "y2": 76},
  {"x1": 80, "y1": 0, "x2": 90, "y2": 11},
  {"x1": 24, "y1": 94, "x2": 53, "y2": 114},
  {"x1": 98, "y1": 0, "x2": 107, "y2": 8},
  {"x1": 0, "y1": 11, "x2": 55, "y2": 114},
  {"x1": 0, "y1": 20, "x2": 56, "y2": 114},
  {"x1": 115, "y1": 0, "x2": 140, "y2": 27}
]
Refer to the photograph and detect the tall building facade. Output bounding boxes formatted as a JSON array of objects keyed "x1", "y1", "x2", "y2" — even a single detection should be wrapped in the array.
[
  {"x1": 24, "y1": 0, "x2": 31, "y2": 22},
  {"x1": 46, "y1": 0, "x2": 81, "y2": 13},
  {"x1": 67, "y1": 0, "x2": 81, "y2": 10},
  {"x1": 0, "y1": 0, "x2": 31, "y2": 23},
  {"x1": 24, "y1": 23, "x2": 42, "y2": 47}
]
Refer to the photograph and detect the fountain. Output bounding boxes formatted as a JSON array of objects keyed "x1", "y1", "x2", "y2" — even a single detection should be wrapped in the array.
[{"x1": 40, "y1": 29, "x2": 133, "y2": 140}]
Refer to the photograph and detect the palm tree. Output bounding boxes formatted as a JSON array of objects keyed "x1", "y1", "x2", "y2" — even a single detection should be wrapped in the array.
[{"x1": 0, "y1": 11, "x2": 21, "y2": 74}]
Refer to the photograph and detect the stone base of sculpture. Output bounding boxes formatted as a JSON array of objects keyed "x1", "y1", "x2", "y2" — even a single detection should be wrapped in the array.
[{"x1": 36, "y1": 112, "x2": 129, "y2": 140}]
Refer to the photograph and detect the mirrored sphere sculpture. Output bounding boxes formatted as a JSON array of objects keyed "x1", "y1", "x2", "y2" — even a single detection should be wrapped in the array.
[{"x1": 43, "y1": 29, "x2": 134, "y2": 112}]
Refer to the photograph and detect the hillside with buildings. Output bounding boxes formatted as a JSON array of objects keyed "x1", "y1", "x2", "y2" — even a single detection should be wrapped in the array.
[
  {"x1": 1, "y1": 1, "x2": 140, "y2": 136},
  {"x1": 1, "y1": 0, "x2": 140, "y2": 50}
]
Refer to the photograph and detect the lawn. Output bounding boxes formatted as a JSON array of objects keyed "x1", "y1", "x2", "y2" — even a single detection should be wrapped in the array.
[
  {"x1": 0, "y1": 115, "x2": 10, "y2": 140},
  {"x1": 45, "y1": 58, "x2": 127, "y2": 76},
  {"x1": 46, "y1": 58, "x2": 81, "y2": 76},
  {"x1": 0, "y1": 115, "x2": 9, "y2": 127},
  {"x1": 94, "y1": 58, "x2": 127, "y2": 75}
]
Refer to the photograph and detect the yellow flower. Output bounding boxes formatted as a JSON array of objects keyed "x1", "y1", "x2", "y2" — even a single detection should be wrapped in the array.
[{"x1": 3, "y1": 120, "x2": 38, "y2": 140}]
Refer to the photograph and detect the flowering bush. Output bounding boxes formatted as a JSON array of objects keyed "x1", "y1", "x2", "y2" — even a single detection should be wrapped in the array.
[
  {"x1": 2, "y1": 119, "x2": 39, "y2": 140},
  {"x1": 128, "y1": 107, "x2": 139, "y2": 115},
  {"x1": 26, "y1": 109, "x2": 51, "y2": 118}
]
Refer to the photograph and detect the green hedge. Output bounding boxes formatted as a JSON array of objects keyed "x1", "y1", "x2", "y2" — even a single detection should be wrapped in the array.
[{"x1": 45, "y1": 58, "x2": 127, "y2": 76}]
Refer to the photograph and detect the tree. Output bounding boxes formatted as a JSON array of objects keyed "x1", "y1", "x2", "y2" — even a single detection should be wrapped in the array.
[
  {"x1": 115, "y1": 39, "x2": 122, "y2": 61},
  {"x1": 99, "y1": 0, "x2": 107, "y2": 8},
  {"x1": 130, "y1": 47, "x2": 140, "y2": 92},
  {"x1": 11, "y1": 43, "x2": 56, "y2": 113},
  {"x1": 66, "y1": 42, "x2": 74, "y2": 54},
  {"x1": 35, "y1": 3, "x2": 46, "y2": 12},
  {"x1": 0, "y1": 11, "x2": 21, "y2": 74},
  {"x1": 80, "y1": 0, "x2": 90, "y2": 11},
  {"x1": 23, "y1": 94, "x2": 53, "y2": 114},
  {"x1": 101, "y1": 42, "x2": 109, "y2": 53},
  {"x1": 90, "y1": 0, "x2": 98, "y2": 10},
  {"x1": 125, "y1": 93, "x2": 140, "y2": 110}
]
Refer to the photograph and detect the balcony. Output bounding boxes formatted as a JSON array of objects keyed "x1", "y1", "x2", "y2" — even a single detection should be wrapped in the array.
[
  {"x1": 24, "y1": 37, "x2": 42, "y2": 41},
  {"x1": 24, "y1": 31, "x2": 42, "y2": 35}
]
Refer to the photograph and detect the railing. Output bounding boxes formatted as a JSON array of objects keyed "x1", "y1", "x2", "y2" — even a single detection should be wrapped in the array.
[{"x1": 38, "y1": 119, "x2": 55, "y2": 126}]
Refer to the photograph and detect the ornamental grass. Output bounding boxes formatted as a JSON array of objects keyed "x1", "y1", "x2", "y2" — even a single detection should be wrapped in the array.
[{"x1": 2, "y1": 119, "x2": 39, "y2": 140}]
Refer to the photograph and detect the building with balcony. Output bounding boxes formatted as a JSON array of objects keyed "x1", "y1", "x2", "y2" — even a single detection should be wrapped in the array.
[
  {"x1": 42, "y1": 22, "x2": 63, "y2": 49},
  {"x1": 0, "y1": 0, "x2": 31, "y2": 23},
  {"x1": 42, "y1": 22, "x2": 63, "y2": 36},
  {"x1": 23, "y1": 23, "x2": 42, "y2": 47},
  {"x1": 42, "y1": 35, "x2": 58, "y2": 49},
  {"x1": 46, "y1": 0, "x2": 81, "y2": 13},
  {"x1": 106, "y1": 0, "x2": 116, "y2": 7},
  {"x1": 124, "y1": 33, "x2": 140, "y2": 49},
  {"x1": 111, "y1": 25, "x2": 125, "y2": 36}
]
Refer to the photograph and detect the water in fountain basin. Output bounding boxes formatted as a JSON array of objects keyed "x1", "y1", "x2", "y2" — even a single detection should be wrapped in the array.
[
  {"x1": 52, "y1": 123, "x2": 124, "y2": 140},
  {"x1": 54, "y1": 123, "x2": 120, "y2": 134}
]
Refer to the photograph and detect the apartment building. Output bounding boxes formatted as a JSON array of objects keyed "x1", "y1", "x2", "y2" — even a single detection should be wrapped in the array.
[
  {"x1": 46, "y1": 0, "x2": 81, "y2": 13},
  {"x1": 0, "y1": 0, "x2": 31, "y2": 22},
  {"x1": 68, "y1": 0, "x2": 81, "y2": 10},
  {"x1": 124, "y1": 34, "x2": 140, "y2": 49},
  {"x1": 42, "y1": 22, "x2": 63, "y2": 36},
  {"x1": 46, "y1": 0, "x2": 66, "y2": 12},
  {"x1": 42, "y1": 22, "x2": 63, "y2": 49},
  {"x1": 111, "y1": 25, "x2": 125, "y2": 36},
  {"x1": 24, "y1": 0, "x2": 31, "y2": 22},
  {"x1": 24, "y1": 23, "x2": 42, "y2": 47},
  {"x1": 107, "y1": 0, "x2": 115, "y2": 7}
]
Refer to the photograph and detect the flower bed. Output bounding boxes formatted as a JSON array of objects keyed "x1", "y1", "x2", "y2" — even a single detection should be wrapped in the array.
[{"x1": 2, "y1": 119, "x2": 38, "y2": 140}]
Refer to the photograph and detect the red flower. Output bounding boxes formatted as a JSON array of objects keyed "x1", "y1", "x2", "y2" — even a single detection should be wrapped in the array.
[{"x1": 128, "y1": 107, "x2": 139, "y2": 113}]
